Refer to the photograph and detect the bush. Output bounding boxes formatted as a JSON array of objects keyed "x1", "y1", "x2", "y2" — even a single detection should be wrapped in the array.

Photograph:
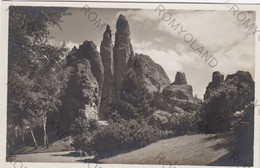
[
  {"x1": 115, "y1": 70, "x2": 155, "y2": 120},
  {"x1": 169, "y1": 111, "x2": 200, "y2": 135},
  {"x1": 73, "y1": 119, "x2": 171, "y2": 155},
  {"x1": 70, "y1": 115, "x2": 98, "y2": 155},
  {"x1": 231, "y1": 102, "x2": 254, "y2": 154},
  {"x1": 201, "y1": 83, "x2": 240, "y2": 132}
]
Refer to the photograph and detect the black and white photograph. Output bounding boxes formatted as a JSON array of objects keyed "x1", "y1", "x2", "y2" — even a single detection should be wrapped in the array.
[{"x1": 1, "y1": 1, "x2": 260, "y2": 168}]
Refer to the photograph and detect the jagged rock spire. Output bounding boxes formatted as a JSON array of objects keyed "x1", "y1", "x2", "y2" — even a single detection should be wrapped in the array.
[
  {"x1": 113, "y1": 14, "x2": 134, "y2": 97},
  {"x1": 99, "y1": 24, "x2": 114, "y2": 119},
  {"x1": 173, "y1": 72, "x2": 187, "y2": 85}
]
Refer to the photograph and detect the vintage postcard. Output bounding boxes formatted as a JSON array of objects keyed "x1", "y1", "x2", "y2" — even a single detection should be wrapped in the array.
[{"x1": 0, "y1": 1, "x2": 259, "y2": 168}]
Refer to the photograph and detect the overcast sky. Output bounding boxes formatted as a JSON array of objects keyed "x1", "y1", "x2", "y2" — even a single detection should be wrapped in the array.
[{"x1": 50, "y1": 7, "x2": 255, "y2": 98}]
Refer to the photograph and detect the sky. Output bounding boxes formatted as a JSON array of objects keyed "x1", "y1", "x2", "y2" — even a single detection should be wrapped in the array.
[{"x1": 50, "y1": 7, "x2": 255, "y2": 98}]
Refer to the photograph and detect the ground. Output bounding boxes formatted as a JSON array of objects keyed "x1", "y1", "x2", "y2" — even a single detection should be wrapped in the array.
[
  {"x1": 10, "y1": 133, "x2": 244, "y2": 166},
  {"x1": 97, "y1": 134, "x2": 231, "y2": 165}
]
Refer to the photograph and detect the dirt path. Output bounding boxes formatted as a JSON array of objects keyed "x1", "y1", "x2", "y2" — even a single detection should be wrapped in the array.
[
  {"x1": 12, "y1": 134, "x2": 232, "y2": 165},
  {"x1": 13, "y1": 151, "x2": 88, "y2": 163}
]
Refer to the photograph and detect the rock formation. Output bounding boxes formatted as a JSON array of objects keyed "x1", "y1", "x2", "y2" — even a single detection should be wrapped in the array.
[
  {"x1": 61, "y1": 49, "x2": 100, "y2": 131},
  {"x1": 157, "y1": 71, "x2": 195, "y2": 113},
  {"x1": 113, "y1": 14, "x2": 134, "y2": 97},
  {"x1": 129, "y1": 53, "x2": 171, "y2": 94},
  {"x1": 204, "y1": 71, "x2": 254, "y2": 101},
  {"x1": 226, "y1": 71, "x2": 254, "y2": 86},
  {"x1": 173, "y1": 72, "x2": 187, "y2": 85},
  {"x1": 225, "y1": 71, "x2": 254, "y2": 105},
  {"x1": 77, "y1": 41, "x2": 104, "y2": 91},
  {"x1": 204, "y1": 71, "x2": 224, "y2": 99},
  {"x1": 151, "y1": 71, "x2": 199, "y2": 130},
  {"x1": 99, "y1": 25, "x2": 114, "y2": 119},
  {"x1": 202, "y1": 70, "x2": 254, "y2": 132}
]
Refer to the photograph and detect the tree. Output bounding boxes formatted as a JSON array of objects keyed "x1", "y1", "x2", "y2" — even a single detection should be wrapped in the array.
[
  {"x1": 115, "y1": 70, "x2": 154, "y2": 120},
  {"x1": 7, "y1": 6, "x2": 69, "y2": 148}
]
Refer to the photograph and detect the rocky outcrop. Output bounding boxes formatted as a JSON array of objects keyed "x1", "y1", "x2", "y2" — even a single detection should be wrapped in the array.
[
  {"x1": 113, "y1": 14, "x2": 134, "y2": 97},
  {"x1": 99, "y1": 25, "x2": 114, "y2": 119},
  {"x1": 226, "y1": 71, "x2": 254, "y2": 86},
  {"x1": 173, "y1": 72, "x2": 187, "y2": 85},
  {"x1": 61, "y1": 54, "x2": 100, "y2": 131},
  {"x1": 77, "y1": 41, "x2": 104, "y2": 91},
  {"x1": 156, "y1": 72, "x2": 196, "y2": 113},
  {"x1": 129, "y1": 53, "x2": 171, "y2": 94},
  {"x1": 225, "y1": 71, "x2": 254, "y2": 105},
  {"x1": 204, "y1": 71, "x2": 254, "y2": 102},
  {"x1": 202, "y1": 71, "x2": 254, "y2": 132},
  {"x1": 204, "y1": 71, "x2": 224, "y2": 99},
  {"x1": 152, "y1": 72, "x2": 199, "y2": 130}
]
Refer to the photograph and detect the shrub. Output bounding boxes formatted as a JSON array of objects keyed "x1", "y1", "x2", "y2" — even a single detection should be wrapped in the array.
[
  {"x1": 169, "y1": 111, "x2": 200, "y2": 135},
  {"x1": 73, "y1": 119, "x2": 171, "y2": 155},
  {"x1": 70, "y1": 115, "x2": 98, "y2": 155},
  {"x1": 201, "y1": 83, "x2": 240, "y2": 132},
  {"x1": 231, "y1": 102, "x2": 254, "y2": 154},
  {"x1": 116, "y1": 70, "x2": 155, "y2": 120}
]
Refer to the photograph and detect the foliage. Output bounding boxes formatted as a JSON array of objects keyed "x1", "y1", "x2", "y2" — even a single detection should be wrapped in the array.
[
  {"x1": 72, "y1": 119, "x2": 171, "y2": 155},
  {"x1": 115, "y1": 70, "x2": 155, "y2": 120},
  {"x1": 201, "y1": 83, "x2": 243, "y2": 132},
  {"x1": 170, "y1": 111, "x2": 200, "y2": 135},
  {"x1": 231, "y1": 102, "x2": 254, "y2": 154},
  {"x1": 70, "y1": 115, "x2": 99, "y2": 136},
  {"x1": 7, "y1": 6, "x2": 69, "y2": 147}
]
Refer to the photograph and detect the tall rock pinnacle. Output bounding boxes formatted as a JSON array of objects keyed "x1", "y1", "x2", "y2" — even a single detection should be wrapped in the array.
[
  {"x1": 173, "y1": 72, "x2": 187, "y2": 85},
  {"x1": 100, "y1": 25, "x2": 114, "y2": 119},
  {"x1": 113, "y1": 14, "x2": 134, "y2": 97}
]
